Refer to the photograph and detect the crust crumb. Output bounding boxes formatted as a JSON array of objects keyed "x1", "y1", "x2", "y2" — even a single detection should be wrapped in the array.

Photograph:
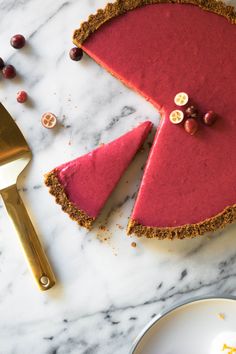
[{"x1": 218, "y1": 313, "x2": 225, "y2": 320}]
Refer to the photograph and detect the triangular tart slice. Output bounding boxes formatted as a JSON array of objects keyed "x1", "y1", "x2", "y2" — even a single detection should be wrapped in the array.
[
  {"x1": 45, "y1": 121, "x2": 152, "y2": 229},
  {"x1": 73, "y1": 0, "x2": 236, "y2": 239}
]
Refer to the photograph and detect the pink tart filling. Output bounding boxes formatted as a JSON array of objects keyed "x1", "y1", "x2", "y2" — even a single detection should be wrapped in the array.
[
  {"x1": 54, "y1": 121, "x2": 152, "y2": 219},
  {"x1": 79, "y1": 3, "x2": 236, "y2": 229}
]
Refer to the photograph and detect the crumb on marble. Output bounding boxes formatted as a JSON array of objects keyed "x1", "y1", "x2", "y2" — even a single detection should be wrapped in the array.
[
  {"x1": 131, "y1": 241, "x2": 137, "y2": 248},
  {"x1": 99, "y1": 225, "x2": 107, "y2": 231},
  {"x1": 218, "y1": 313, "x2": 225, "y2": 320},
  {"x1": 116, "y1": 224, "x2": 124, "y2": 230}
]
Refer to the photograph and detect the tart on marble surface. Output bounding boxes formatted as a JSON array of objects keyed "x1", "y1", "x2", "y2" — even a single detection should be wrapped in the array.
[
  {"x1": 45, "y1": 121, "x2": 152, "y2": 229},
  {"x1": 73, "y1": 0, "x2": 236, "y2": 239}
]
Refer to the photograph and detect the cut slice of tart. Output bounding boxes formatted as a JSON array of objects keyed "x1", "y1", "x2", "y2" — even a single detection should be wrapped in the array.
[
  {"x1": 73, "y1": 0, "x2": 236, "y2": 238},
  {"x1": 45, "y1": 121, "x2": 152, "y2": 229}
]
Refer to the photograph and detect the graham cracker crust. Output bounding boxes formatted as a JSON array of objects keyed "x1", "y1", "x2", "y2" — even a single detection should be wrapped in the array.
[
  {"x1": 73, "y1": 0, "x2": 236, "y2": 47},
  {"x1": 44, "y1": 171, "x2": 95, "y2": 230},
  {"x1": 127, "y1": 204, "x2": 236, "y2": 239}
]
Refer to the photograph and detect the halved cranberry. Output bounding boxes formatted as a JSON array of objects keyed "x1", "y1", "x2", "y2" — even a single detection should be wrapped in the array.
[{"x1": 41, "y1": 112, "x2": 57, "y2": 129}]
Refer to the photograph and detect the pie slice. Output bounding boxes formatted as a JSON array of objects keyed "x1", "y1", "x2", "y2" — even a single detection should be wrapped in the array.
[
  {"x1": 45, "y1": 121, "x2": 152, "y2": 229},
  {"x1": 73, "y1": 0, "x2": 236, "y2": 239}
]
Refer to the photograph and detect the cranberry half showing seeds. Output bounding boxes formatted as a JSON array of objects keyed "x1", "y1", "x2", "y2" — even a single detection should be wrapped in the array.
[
  {"x1": 2, "y1": 65, "x2": 16, "y2": 79},
  {"x1": 169, "y1": 110, "x2": 184, "y2": 124},
  {"x1": 10, "y1": 34, "x2": 26, "y2": 49},
  {"x1": 41, "y1": 112, "x2": 57, "y2": 129},
  {"x1": 174, "y1": 92, "x2": 189, "y2": 106}
]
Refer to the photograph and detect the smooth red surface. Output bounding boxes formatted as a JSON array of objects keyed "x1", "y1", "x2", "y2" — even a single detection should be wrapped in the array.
[
  {"x1": 82, "y1": 3, "x2": 236, "y2": 227},
  {"x1": 56, "y1": 121, "x2": 152, "y2": 218}
]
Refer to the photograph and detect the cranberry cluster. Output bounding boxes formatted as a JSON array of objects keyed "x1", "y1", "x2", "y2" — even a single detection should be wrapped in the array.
[
  {"x1": 1, "y1": 34, "x2": 28, "y2": 103},
  {"x1": 172, "y1": 93, "x2": 218, "y2": 135},
  {"x1": 184, "y1": 105, "x2": 218, "y2": 135},
  {"x1": 1, "y1": 34, "x2": 26, "y2": 79}
]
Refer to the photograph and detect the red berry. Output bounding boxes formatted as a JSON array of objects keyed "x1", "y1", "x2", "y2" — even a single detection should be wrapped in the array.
[
  {"x1": 0, "y1": 57, "x2": 4, "y2": 70},
  {"x1": 69, "y1": 47, "x2": 83, "y2": 61},
  {"x1": 203, "y1": 111, "x2": 218, "y2": 126},
  {"x1": 185, "y1": 105, "x2": 198, "y2": 119},
  {"x1": 16, "y1": 91, "x2": 28, "y2": 103},
  {"x1": 184, "y1": 118, "x2": 198, "y2": 135},
  {"x1": 10, "y1": 34, "x2": 26, "y2": 49},
  {"x1": 2, "y1": 65, "x2": 16, "y2": 79}
]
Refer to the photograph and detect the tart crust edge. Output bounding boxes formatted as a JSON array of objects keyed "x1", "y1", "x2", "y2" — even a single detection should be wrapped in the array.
[
  {"x1": 44, "y1": 170, "x2": 95, "y2": 230},
  {"x1": 127, "y1": 205, "x2": 236, "y2": 239},
  {"x1": 73, "y1": 0, "x2": 236, "y2": 47}
]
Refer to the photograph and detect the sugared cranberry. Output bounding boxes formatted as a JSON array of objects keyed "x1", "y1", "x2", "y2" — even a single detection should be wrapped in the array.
[
  {"x1": 184, "y1": 118, "x2": 198, "y2": 135},
  {"x1": 16, "y1": 90, "x2": 28, "y2": 103},
  {"x1": 69, "y1": 47, "x2": 83, "y2": 61},
  {"x1": 2, "y1": 65, "x2": 16, "y2": 79},
  {"x1": 185, "y1": 105, "x2": 198, "y2": 119},
  {"x1": 203, "y1": 111, "x2": 218, "y2": 126},
  {"x1": 10, "y1": 34, "x2": 26, "y2": 49},
  {"x1": 0, "y1": 57, "x2": 4, "y2": 70}
]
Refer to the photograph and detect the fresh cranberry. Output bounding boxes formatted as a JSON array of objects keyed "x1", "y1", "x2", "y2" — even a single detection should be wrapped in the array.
[
  {"x1": 2, "y1": 65, "x2": 16, "y2": 79},
  {"x1": 0, "y1": 57, "x2": 4, "y2": 70},
  {"x1": 69, "y1": 47, "x2": 83, "y2": 61},
  {"x1": 10, "y1": 34, "x2": 26, "y2": 49},
  {"x1": 185, "y1": 105, "x2": 198, "y2": 119},
  {"x1": 184, "y1": 118, "x2": 198, "y2": 135},
  {"x1": 203, "y1": 111, "x2": 218, "y2": 126},
  {"x1": 16, "y1": 90, "x2": 28, "y2": 103}
]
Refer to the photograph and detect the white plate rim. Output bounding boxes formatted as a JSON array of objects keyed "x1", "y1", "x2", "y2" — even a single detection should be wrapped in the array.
[{"x1": 129, "y1": 295, "x2": 236, "y2": 354}]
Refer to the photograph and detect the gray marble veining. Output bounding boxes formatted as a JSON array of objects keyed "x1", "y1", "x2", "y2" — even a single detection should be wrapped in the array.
[{"x1": 0, "y1": 0, "x2": 236, "y2": 353}]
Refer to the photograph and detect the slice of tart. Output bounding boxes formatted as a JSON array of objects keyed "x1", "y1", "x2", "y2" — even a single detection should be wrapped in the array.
[
  {"x1": 45, "y1": 121, "x2": 152, "y2": 229},
  {"x1": 73, "y1": 0, "x2": 236, "y2": 238}
]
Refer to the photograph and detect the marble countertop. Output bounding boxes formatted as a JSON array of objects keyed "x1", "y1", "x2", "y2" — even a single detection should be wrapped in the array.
[{"x1": 0, "y1": 0, "x2": 236, "y2": 353}]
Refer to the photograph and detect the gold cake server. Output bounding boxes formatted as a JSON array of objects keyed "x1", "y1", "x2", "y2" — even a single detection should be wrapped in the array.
[{"x1": 0, "y1": 103, "x2": 56, "y2": 291}]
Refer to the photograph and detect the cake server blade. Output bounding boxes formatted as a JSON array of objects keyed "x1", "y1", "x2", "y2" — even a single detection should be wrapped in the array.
[{"x1": 0, "y1": 102, "x2": 56, "y2": 291}]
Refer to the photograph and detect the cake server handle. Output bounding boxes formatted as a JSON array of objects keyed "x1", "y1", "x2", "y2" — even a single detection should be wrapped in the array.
[{"x1": 1, "y1": 184, "x2": 56, "y2": 291}]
